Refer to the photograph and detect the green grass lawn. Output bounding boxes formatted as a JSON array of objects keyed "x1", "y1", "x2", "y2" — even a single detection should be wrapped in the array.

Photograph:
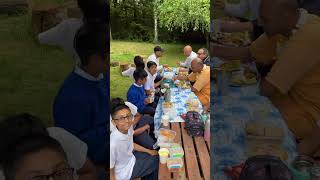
[
  {"x1": 0, "y1": 13, "x2": 206, "y2": 124},
  {"x1": 0, "y1": 14, "x2": 73, "y2": 125},
  {"x1": 110, "y1": 41, "x2": 205, "y2": 99}
]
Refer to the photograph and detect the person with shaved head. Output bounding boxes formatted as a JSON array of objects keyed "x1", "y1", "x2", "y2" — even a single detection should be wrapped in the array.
[
  {"x1": 174, "y1": 58, "x2": 210, "y2": 111},
  {"x1": 177, "y1": 45, "x2": 198, "y2": 70},
  {"x1": 211, "y1": 0, "x2": 320, "y2": 158}
]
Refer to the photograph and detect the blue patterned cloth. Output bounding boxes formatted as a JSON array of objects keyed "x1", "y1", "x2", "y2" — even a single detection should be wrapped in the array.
[
  {"x1": 154, "y1": 69, "x2": 203, "y2": 131},
  {"x1": 211, "y1": 67, "x2": 297, "y2": 180}
]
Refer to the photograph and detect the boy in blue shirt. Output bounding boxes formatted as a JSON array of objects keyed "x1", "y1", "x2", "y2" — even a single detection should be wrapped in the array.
[
  {"x1": 53, "y1": 23, "x2": 109, "y2": 169},
  {"x1": 127, "y1": 69, "x2": 156, "y2": 116}
]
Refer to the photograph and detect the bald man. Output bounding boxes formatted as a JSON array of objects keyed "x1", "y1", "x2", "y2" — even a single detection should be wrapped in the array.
[
  {"x1": 175, "y1": 58, "x2": 210, "y2": 110},
  {"x1": 211, "y1": 0, "x2": 320, "y2": 157},
  {"x1": 177, "y1": 45, "x2": 198, "y2": 69}
]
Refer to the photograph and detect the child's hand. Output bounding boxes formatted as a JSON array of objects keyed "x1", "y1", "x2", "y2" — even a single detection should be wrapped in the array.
[
  {"x1": 148, "y1": 150, "x2": 159, "y2": 156},
  {"x1": 144, "y1": 124, "x2": 150, "y2": 134},
  {"x1": 144, "y1": 98, "x2": 149, "y2": 105}
]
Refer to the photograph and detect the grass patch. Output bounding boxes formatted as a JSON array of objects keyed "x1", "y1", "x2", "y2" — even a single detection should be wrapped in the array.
[
  {"x1": 0, "y1": 14, "x2": 73, "y2": 125},
  {"x1": 110, "y1": 40, "x2": 205, "y2": 99}
]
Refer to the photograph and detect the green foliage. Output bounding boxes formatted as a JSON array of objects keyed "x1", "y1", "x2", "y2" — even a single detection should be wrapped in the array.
[
  {"x1": 110, "y1": 0, "x2": 208, "y2": 43},
  {"x1": 110, "y1": 0, "x2": 154, "y2": 41},
  {"x1": 157, "y1": 0, "x2": 210, "y2": 32}
]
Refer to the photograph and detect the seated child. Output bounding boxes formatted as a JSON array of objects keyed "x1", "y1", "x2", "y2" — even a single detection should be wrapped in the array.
[
  {"x1": 110, "y1": 100, "x2": 159, "y2": 180},
  {"x1": 127, "y1": 69, "x2": 156, "y2": 116},
  {"x1": 122, "y1": 56, "x2": 145, "y2": 80},
  {"x1": 145, "y1": 61, "x2": 164, "y2": 102},
  {"x1": 110, "y1": 99, "x2": 156, "y2": 150}
]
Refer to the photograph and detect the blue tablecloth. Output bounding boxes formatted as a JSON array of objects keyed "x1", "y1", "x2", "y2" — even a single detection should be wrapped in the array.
[
  {"x1": 154, "y1": 69, "x2": 203, "y2": 131},
  {"x1": 211, "y1": 65, "x2": 297, "y2": 179}
]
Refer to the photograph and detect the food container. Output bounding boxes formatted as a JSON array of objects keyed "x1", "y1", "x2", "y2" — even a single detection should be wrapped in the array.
[
  {"x1": 167, "y1": 157, "x2": 184, "y2": 172},
  {"x1": 158, "y1": 128, "x2": 176, "y2": 143},
  {"x1": 162, "y1": 115, "x2": 169, "y2": 127},
  {"x1": 159, "y1": 148, "x2": 170, "y2": 164},
  {"x1": 169, "y1": 145, "x2": 184, "y2": 158}
]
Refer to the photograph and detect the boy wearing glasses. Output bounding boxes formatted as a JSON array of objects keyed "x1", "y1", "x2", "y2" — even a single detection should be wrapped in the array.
[
  {"x1": 2, "y1": 134, "x2": 76, "y2": 180},
  {"x1": 110, "y1": 98, "x2": 159, "y2": 180}
]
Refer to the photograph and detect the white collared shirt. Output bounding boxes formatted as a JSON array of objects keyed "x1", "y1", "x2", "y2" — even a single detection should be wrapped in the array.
[
  {"x1": 74, "y1": 66, "x2": 104, "y2": 81},
  {"x1": 133, "y1": 83, "x2": 143, "y2": 88},
  {"x1": 144, "y1": 70, "x2": 157, "y2": 91},
  {"x1": 180, "y1": 51, "x2": 198, "y2": 68},
  {"x1": 110, "y1": 126, "x2": 136, "y2": 180},
  {"x1": 147, "y1": 53, "x2": 163, "y2": 72},
  {"x1": 110, "y1": 102, "x2": 138, "y2": 133}
]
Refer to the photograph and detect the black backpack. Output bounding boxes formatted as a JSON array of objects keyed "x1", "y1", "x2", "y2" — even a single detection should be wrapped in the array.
[
  {"x1": 239, "y1": 155, "x2": 293, "y2": 180},
  {"x1": 184, "y1": 111, "x2": 204, "y2": 136}
]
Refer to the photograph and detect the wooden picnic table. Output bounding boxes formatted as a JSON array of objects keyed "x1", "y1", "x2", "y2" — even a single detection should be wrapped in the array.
[{"x1": 158, "y1": 122, "x2": 210, "y2": 180}]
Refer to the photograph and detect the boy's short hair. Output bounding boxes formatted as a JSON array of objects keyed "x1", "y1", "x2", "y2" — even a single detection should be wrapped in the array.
[
  {"x1": 133, "y1": 69, "x2": 148, "y2": 82},
  {"x1": 134, "y1": 56, "x2": 145, "y2": 70},
  {"x1": 74, "y1": 23, "x2": 108, "y2": 66},
  {"x1": 154, "y1": 46, "x2": 164, "y2": 53},
  {"x1": 110, "y1": 98, "x2": 130, "y2": 118},
  {"x1": 77, "y1": 0, "x2": 109, "y2": 23},
  {"x1": 0, "y1": 113, "x2": 48, "y2": 164},
  {"x1": 3, "y1": 134, "x2": 66, "y2": 180},
  {"x1": 147, "y1": 61, "x2": 157, "y2": 69}
]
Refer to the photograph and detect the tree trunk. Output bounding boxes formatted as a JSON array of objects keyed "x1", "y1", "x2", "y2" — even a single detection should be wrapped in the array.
[
  {"x1": 154, "y1": 10, "x2": 158, "y2": 43},
  {"x1": 110, "y1": 26, "x2": 113, "y2": 40}
]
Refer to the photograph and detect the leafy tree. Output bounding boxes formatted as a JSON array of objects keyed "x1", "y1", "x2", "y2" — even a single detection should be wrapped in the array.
[{"x1": 157, "y1": 0, "x2": 210, "y2": 32}]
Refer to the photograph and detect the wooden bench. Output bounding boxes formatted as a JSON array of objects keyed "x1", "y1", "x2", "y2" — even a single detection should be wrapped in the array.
[{"x1": 159, "y1": 122, "x2": 210, "y2": 180}]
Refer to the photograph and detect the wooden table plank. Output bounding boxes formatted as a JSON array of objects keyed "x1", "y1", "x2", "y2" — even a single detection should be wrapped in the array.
[
  {"x1": 158, "y1": 124, "x2": 172, "y2": 180},
  {"x1": 159, "y1": 164, "x2": 171, "y2": 180},
  {"x1": 181, "y1": 123, "x2": 202, "y2": 180},
  {"x1": 195, "y1": 136, "x2": 211, "y2": 180},
  {"x1": 172, "y1": 123, "x2": 187, "y2": 180}
]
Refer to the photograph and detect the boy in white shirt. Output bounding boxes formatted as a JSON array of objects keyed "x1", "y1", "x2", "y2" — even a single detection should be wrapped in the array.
[
  {"x1": 147, "y1": 46, "x2": 165, "y2": 83},
  {"x1": 110, "y1": 99, "x2": 159, "y2": 180},
  {"x1": 110, "y1": 100, "x2": 156, "y2": 150}
]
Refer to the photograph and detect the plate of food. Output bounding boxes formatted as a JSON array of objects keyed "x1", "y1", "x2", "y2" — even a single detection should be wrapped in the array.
[
  {"x1": 229, "y1": 69, "x2": 257, "y2": 87},
  {"x1": 175, "y1": 80, "x2": 190, "y2": 89},
  {"x1": 163, "y1": 102, "x2": 173, "y2": 108},
  {"x1": 211, "y1": 31, "x2": 251, "y2": 47}
]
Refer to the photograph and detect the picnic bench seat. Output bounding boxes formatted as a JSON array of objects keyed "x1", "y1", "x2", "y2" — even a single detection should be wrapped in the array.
[{"x1": 159, "y1": 122, "x2": 210, "y2": 180}]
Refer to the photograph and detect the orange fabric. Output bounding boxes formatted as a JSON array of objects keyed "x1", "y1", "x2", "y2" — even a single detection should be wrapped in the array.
[
  {"x1": 188, "y1": 65, "x2": 210, "y2": 106},
  {"x1": 250, "y1": 14, "x2": 320, "y2": 139}
]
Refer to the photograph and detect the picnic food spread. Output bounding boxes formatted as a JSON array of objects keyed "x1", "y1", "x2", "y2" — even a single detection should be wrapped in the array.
[
  {"x1": 176, "y1": 80, "x2": 190, "y2": 89},
  {"x1": 211, "y1": 32, "x2": 251, "y2": 47},
  {"x1": 230, "y1": 69, "x2": 257, "y2": 86},
  {"x1": 163, "y1": 102, "x2": 173, "y2": 108}
]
